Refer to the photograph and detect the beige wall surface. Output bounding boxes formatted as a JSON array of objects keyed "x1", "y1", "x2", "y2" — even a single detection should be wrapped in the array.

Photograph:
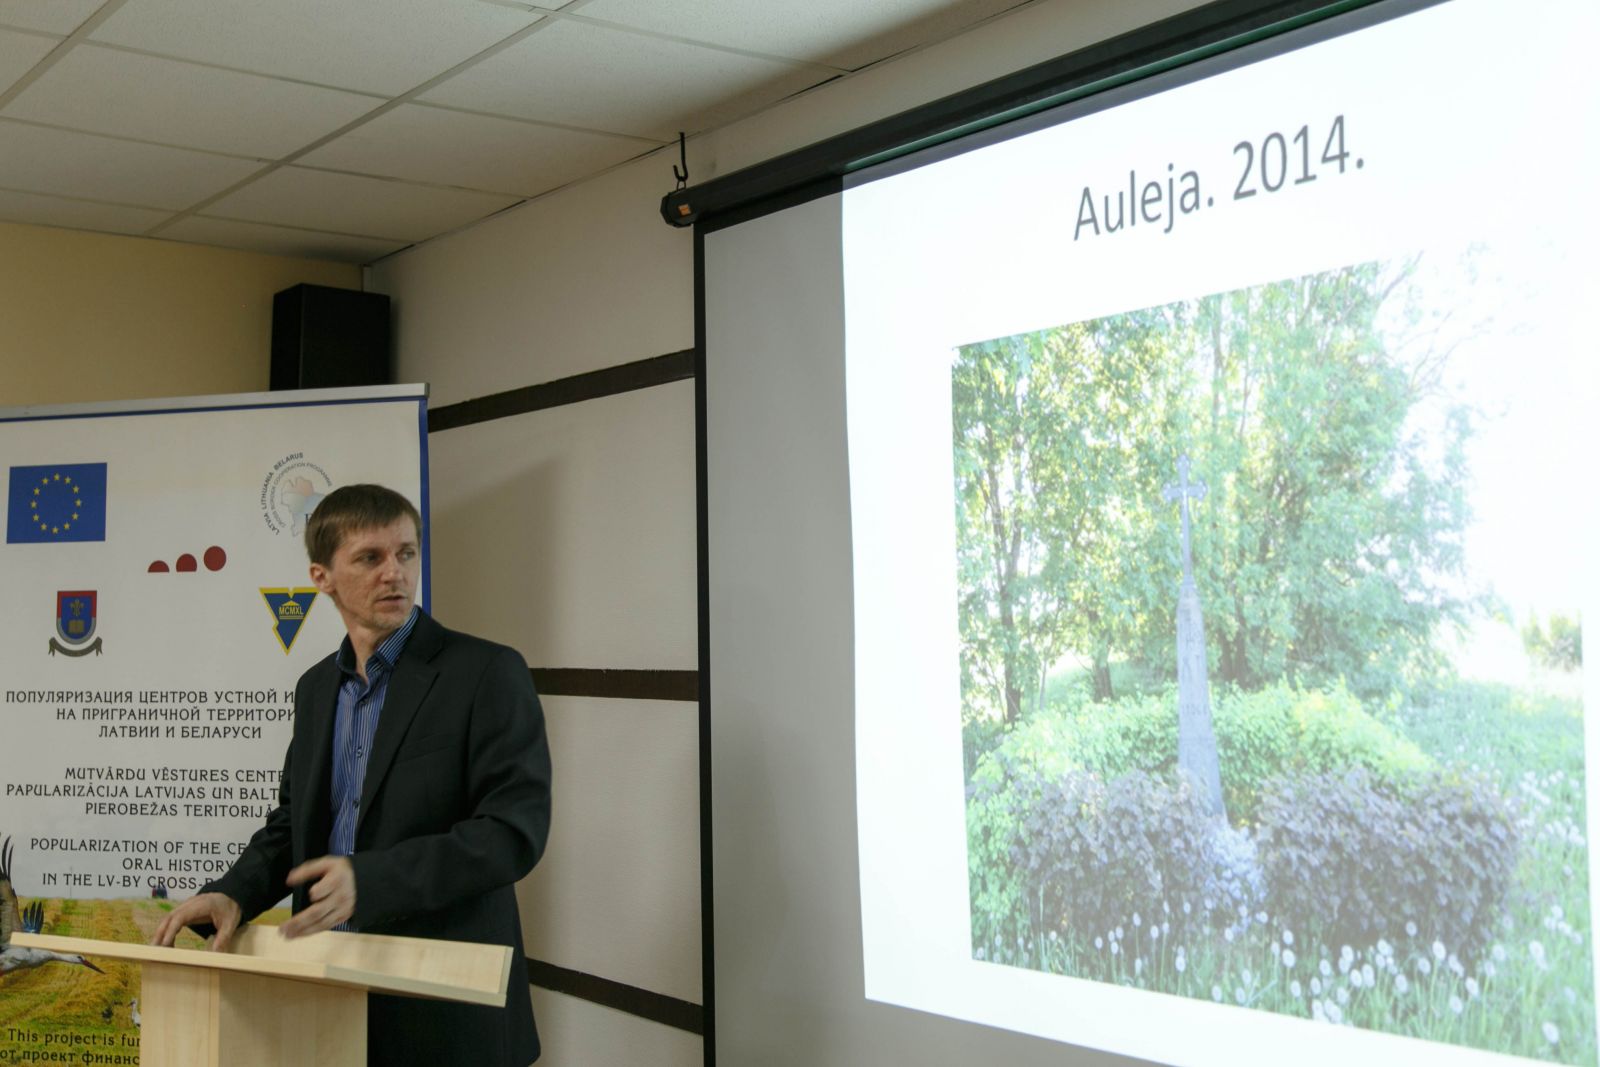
[{"x1": 0, "y1": 220, "x2": 358, "y2": 409}]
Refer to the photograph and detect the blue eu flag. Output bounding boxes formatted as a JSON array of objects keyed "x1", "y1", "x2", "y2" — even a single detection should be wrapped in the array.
[{"x1": 7, "y1": 464, "x2": 108, "y2": 543}]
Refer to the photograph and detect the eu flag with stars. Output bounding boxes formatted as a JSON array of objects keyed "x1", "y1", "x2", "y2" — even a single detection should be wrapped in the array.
[{"x1": 7, "y1": 463, "x2": 108, "y2": 543}]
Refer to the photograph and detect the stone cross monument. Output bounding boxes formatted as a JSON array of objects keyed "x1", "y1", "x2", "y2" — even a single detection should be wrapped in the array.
[{"x1": 1163, "y1": 455, "x2": 1226, "y2": 820}]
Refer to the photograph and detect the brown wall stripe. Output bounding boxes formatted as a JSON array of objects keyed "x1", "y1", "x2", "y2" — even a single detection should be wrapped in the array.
[
  {"x1": 529, "y1": 667, "x2": 698, "y2": 702},
  {"x1": 427, "y1": 349, "x2": 695, "y2": 432},
  {"x1": 528, "y1": 957, "x2": 705, "y2": 1036}
]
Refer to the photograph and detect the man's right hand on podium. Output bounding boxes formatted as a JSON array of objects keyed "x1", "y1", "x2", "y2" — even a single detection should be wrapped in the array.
[{"x1": 150, "y1": 892, "x2": 243, "y2": 952}]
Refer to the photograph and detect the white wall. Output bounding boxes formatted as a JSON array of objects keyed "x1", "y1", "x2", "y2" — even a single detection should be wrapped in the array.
[{"x1": 367, "y1": 0, "x2": 1201, "y2": 1062}]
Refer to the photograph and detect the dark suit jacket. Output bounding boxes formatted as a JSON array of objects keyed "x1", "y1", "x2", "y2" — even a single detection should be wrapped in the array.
[{"x1": 203, "y1": 609, "x2": 552, "y2": 1066}]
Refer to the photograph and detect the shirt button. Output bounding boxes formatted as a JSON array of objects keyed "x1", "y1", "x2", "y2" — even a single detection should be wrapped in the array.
[
  {"x1": 352, "y1": 798, "x2": 359, "y2": 808},
  {"x1": 355, "y1": 747, "x2": 363, "y2": 758}
]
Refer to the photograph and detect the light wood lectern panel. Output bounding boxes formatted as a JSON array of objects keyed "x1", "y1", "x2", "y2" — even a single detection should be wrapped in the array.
[{"x1": 9, "y1": 927, "x2": 512, "y2": 1067}]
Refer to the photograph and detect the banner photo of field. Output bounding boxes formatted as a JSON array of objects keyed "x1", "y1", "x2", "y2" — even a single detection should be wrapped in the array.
[
  {"x1": 0, "y1": 386, "x2": 427, "y2": 1065},
  {"x1": 953, "y1": 249, "x2": 1593, "y2": 1064}
]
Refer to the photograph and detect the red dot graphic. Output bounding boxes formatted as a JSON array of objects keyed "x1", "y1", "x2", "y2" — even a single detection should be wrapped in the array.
[
  {"x1": 175, "y1": 554, "x2": 198, "y2": 572},
  {"x1": 148, "y1": 561, "x2": 170, "y2": 573},
  {"x1": 204, "y1": 546, "x2": 227, "y2": 571}
]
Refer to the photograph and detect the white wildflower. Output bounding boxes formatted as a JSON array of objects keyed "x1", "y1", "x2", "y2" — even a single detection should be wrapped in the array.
[
  {"x1": 1290, "y1": 979, "x2": 1302, "y2": 998},
  {"x1": 1376, "y1": 939, "x2": 1392, "y2": 958},
  {"x1": 1349, "y1": 969, "x2": 1363, "y2": 989},
  {"x1": 1212, "y1": 985, "x2": 1223, "y2": 1002},
  {"x1": 1175, "y1": 954, "x2": 1187, "y2": 974},
  {"x1": 1361, "y1": 963, "x2": 1375, "y2": 987},
  {"x1": 1133, "y1": 913, "x2": 1142, "y2": 928},
  {"x1": 1544, "y1": 1022, "x2": 1561, "y2": 1046},
  {"x1": 1449, "y1": 995, "x2": 1463, "y2": 1015},
  {"x1": 1483, "y1": 960, "x2": 1497, "y2": 979},
  {"x1": 1417, "y1": 958, "x2": 1432, "y2": 976},
  {"x1": 1394, "y1": 973, "x2": 1409, "y2": 995},
  {"x1": 1405, "y1": 920, "x2": 1418, "y2": 938},
  {"x1": 1282, "y1": 948, "x2": 1297, "y2": 968},
  {"x1": 1326, "y1": 1001, "x2": 1343, "y2": 1024},
  {"x1": 1431, "y1": 941, "x2": 1447, "y2": 962},
  {"x1": 1319, "y1": 959, "x2": 1332, "y2": 978},
  {"x1": 1335, "y1": 986, "x2": 1349, "y2": 1006},
  {"x1": 1465, "y1": 977, "x2": 1479, "y2": 998},
  {"x1": 1094, "y1": 936, "x2": 1103, "y2": 950},
  {"x1": 1312, "y1": 999, "x2": 1326, "y2": 1023},
  {"x1": 1235, "y1": 987, "x2": 1247, "y2": 1005},
  {"x1": 1310, "y1": 977, "x2": 1322, "y2": 995},
  {"x1": 1282, "y1": 929, "x2": 1294, "y2": 946},
  {"x1": 1491, "y1": 944, "x2": 1507, "y2": 963}
]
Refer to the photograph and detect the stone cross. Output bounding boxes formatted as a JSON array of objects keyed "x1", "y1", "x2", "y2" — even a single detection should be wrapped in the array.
[
  {"x1": 1164, "y1": 455, "x2": 1225, "y2": 820},
  {"x1": 1163, "y1": 454, "x2": 1208, "y2": 586}
]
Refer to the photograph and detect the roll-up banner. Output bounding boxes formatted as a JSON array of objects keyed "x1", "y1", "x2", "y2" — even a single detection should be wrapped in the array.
[{"x1": 0, "y1": 385, "x2": 429, "y2": 1063}]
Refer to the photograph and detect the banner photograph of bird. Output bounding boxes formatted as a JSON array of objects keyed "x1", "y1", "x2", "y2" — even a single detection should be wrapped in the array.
[{"x1": 0, "y1": 836, "x2": 104, "y2": 977}]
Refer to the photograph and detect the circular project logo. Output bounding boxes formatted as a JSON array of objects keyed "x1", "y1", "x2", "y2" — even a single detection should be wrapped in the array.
[{"x1": 259, "y1": 454, "x2": 332, "y2": 537}]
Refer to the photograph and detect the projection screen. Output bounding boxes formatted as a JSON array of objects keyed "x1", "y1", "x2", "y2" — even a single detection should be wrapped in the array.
[{"x1": 705, "y1": 1, "x2": 1599, "y2": 1064}]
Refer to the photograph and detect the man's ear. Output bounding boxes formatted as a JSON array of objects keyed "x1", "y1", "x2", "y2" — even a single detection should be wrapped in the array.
[{"x1": 309, "y1": 562, "x2": 334, "y2": 596}]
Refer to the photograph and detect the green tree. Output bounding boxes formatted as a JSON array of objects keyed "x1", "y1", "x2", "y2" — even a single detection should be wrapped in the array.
[
  {"x1": 952, "y1": 323, "x2": 1174, "y2": 726},
  {"x1": 1523, "y1": 612, "x2": 1584, "y2": 671},
  {"x1": 953, "y1": 259, "x2": 1481, "y2": 740}
]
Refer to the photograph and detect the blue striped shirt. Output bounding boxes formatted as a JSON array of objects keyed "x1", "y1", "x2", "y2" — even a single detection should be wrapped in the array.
[{"x1": 328, "y1": 606, "x2": 419, "y2": 868}]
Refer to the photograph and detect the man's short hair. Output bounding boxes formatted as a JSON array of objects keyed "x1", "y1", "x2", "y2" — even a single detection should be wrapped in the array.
[{"x1": 304, "y1": 484, "x2": 423, "y2": 566}]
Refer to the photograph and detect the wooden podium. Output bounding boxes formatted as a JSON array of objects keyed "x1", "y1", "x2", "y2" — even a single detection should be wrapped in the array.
[{"x1": 7, "y1": 927, "x2": 512, "y2": 1067}]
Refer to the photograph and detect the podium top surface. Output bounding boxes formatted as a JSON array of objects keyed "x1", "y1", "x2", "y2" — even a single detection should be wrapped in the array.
[{"x1": 8, "y1": 925, "x2": 512, "y2": 1007}]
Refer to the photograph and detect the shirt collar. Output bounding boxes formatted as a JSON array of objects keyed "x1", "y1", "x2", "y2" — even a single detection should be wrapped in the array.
[{"x1": 335, "y1": 605, "x2": 420, "y2": 678}]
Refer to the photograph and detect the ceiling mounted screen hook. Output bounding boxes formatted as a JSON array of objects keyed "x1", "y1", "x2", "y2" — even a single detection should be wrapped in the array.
[{"x1": 673, "y1": 132, "x2": 689, "y2": 190}]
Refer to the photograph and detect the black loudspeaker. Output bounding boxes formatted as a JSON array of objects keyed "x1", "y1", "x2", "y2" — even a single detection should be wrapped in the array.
[{"x1": 270, "y1": 284, "x2": 391, "y2": 391}]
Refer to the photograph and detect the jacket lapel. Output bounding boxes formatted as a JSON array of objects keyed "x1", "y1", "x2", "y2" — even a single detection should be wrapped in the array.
[
  {"x1": 298, "y1": 657, "x2": 341, "y2": 854},
  {"x1": 355, "y1": 611, "x2": 442, "y2": 835}
]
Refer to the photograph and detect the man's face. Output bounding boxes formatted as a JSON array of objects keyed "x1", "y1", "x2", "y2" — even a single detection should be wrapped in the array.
[{"x1": 309, "y1": 516, "x2": 420, "y2": 639}]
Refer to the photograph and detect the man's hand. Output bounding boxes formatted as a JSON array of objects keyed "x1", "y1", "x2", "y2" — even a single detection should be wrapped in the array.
[
  {"x1": 150, "y1": 892, "x2": 243, "y2": 952},
  {"x1": 279, "y1": 856, "x2": 356, "y2": 939}
]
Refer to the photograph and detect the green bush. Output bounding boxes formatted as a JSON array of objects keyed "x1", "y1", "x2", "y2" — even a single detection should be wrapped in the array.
[
  {"x1": 979, "y1": 683, "x2": 1431, "y2": 824},
  {"x1": 966, "y1": 684, "x2": 1433, "y2": 957},
  {"x1": 1215, "y1": 684, "x2": 1432, "y2": 821},
  {"x1": 1255, "y1": 767, "x2": 1520, "y2": 957},
  {"x1": 970, "y1": 761, "x2": 1220, "y2": 965}
]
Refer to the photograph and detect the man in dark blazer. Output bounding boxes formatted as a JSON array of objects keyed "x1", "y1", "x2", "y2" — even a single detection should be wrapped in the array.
[{"x1": 153, "y1": 484, "x2": 552, "y2": 1067}]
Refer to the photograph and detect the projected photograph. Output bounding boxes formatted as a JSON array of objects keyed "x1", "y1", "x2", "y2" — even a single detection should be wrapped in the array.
[{"x1": 957, "y1": 251, "x2": 1593, "y2": 1064}]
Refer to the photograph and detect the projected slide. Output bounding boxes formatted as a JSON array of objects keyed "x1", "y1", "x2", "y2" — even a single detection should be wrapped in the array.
[{"x1": 843, "y1": 1, "x2": 1598, "y2": 1065}]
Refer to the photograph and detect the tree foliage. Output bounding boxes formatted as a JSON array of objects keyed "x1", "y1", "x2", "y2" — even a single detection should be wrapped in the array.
[{"x1": 953, "y1": 260, "x2": 1478, "y2": 729}]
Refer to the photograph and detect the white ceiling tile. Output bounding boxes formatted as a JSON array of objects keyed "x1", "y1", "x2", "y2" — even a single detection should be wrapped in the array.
[
  {"x1": 204, "y1": 166, "x2": 521, "y2": 242},
  {"x1": 0, "y1": 186, "x2": 172, "y2": 234},
  {"x1": 0, "y1": 27, "x2": 53, "y2": 88},
  {"x1": 90, "y1": 0, "x2": 543, "y2": 96},
  {"x1": 2, "y1": 45, "x2": 381, "y2": 157},
  {"x1": 163, "y1": 215, "x2": 409, "y2": 263},
  {"x1": 0, "y1": 0, "x2": 102, "y2": 35},
  {"x1": 0, "y1": 119, "x2": 263, "y2": 207},
  {"x1": 421, "y1": 18, "x2": 833, "y2": 141},
  {"x1": 299, "y1": 103, "x2": 658, "y2": 198},
  {"x1": 581, "y1": 0, "x2": 1018, "y2": 69}
]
